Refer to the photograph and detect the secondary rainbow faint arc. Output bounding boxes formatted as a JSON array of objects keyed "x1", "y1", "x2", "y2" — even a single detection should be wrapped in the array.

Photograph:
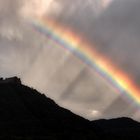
[{"x1": 30, "y1": 17, "x2": 140, "y2": 106}]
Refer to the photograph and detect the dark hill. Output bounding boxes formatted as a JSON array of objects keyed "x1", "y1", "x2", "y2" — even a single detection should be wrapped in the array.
[{"x1": 0, "y1": 77, "x2": 139, "y2": 139}]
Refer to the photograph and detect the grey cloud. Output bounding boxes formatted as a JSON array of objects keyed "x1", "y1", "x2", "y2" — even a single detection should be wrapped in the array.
[
  {"x1": 46, "y1": 0, "x2": 104, "y2": 35},
  {"x1": 91, "y1": 0, "x2": 140, "y2": 84}
]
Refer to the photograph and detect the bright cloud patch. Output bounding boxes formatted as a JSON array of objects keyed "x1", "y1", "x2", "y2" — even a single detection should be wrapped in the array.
[
  {"x1": 102, "y1": 0, "x2": 113, "y2": 8},
  {"x1": 20, "y1": 0, "x2": 62, "y2": 18}
]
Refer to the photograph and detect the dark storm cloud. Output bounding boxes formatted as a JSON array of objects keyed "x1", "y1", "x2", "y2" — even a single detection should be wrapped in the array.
[{"x1": 90, "y1": 0, "x2": 140, "y2": 85}]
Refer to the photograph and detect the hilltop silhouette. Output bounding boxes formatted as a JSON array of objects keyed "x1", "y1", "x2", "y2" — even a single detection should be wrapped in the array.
[{"x1": 0, "y1": 77, "x2": 139, "y2": 139}]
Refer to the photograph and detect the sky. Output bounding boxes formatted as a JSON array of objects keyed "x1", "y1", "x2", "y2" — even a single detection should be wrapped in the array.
[{"x1": 0, "y1": 0, "x2": 140, "y2": 121}]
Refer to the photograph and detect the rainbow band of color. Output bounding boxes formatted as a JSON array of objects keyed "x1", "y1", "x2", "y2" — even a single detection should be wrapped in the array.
[{"x1": 30, "y1": 17, "x2": 140, "y2": 106}]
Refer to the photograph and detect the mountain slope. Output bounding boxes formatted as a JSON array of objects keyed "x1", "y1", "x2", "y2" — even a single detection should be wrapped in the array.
[{"x1": 0, "y1": 77, "x2": 139, "y2": 139}]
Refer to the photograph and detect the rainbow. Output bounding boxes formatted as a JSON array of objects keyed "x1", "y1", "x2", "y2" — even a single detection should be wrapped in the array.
[{"x1": 30, "y1": 17, "x2": 140, "y2": 106}]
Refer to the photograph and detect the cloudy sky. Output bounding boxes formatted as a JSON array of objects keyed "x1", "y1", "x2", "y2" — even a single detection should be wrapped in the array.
[{"x1": 0, "y1": 0, "x2": 140, "y2": 121}]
